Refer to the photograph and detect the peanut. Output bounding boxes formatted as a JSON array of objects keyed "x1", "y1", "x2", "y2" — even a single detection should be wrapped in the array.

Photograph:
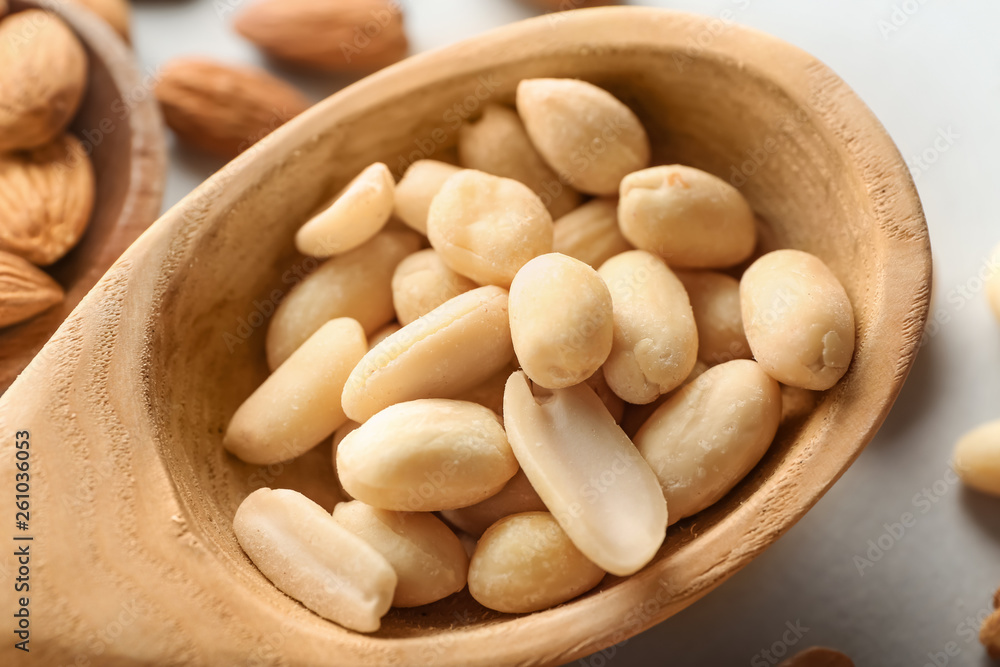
[
  {"x1": 427, "y1": 169, "x2": 553, "y2": 288},
  {"x1": 440, "y1": 470, "x2": 547, "y2": 537},
  {"x1": 233, "y1": 488, "x2": 396, "y2": 633},
  {"x1": 516, "y1": 78, "x2": 650, "y2": 196},
  {"x1": 618, "y1": 165, "x2": 756, "y2": 268},
  {"x1": 393, "y1": 159, "x2": 461, "y2": 234},
  {"x1": 509, "y1": 253, "x2": 614, "y2": 389},
  {"x1": 266, "y1": 229, "x2": 420, "y2": 370},
  {"x1": 341, "y1": 285, "x2": 515, "y2": 422},
  {"x1": 552, "y1": 198, "x2": 632, "y2": 268},
  {"x1": 336, "y1": 399, "x2": 518, "y2": 511},
  {"x1": 468, "y1": 512, "x2": 605, "y2": 614},
  {"x1": 458, "y1": 103, "x2": 580, "y2": 219},
  {"x1": 503, "y1": 371, "x2": 667, "y2": 576},
  {"x1": 634, "y1": 360, "x2": 781, "y2": 524},
  {"x1": 332, "y1": 501, "x2": 469, "y2": 607},
  {"x1": 295, "y1": 163, "x2": 394, "y2": 258},
  {"x1": 953, "y1": 419, "x2": 1000, "y2": 496},
  {"x1": 391, "y1": 248, "x2": 477, "y2": 325},
  {"x1": 740, "y1": 249, "x2": 855, "y2": 390},
  {"x1": 676, "y1": 270, "x2": 752, "y2": 365},
  {"x1": 598, "y1": 250, "x2": 699, "y2": 404},
  {"x1": 225, "y1": 318, "x2": 366, "y2": 465},
  {"x1": 988, "y1": 243, "x2": 1000, "y2": 323}
]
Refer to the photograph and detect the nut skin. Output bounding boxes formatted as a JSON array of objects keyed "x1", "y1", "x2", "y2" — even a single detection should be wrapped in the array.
[
  {"x1": 234, "y1": 0, "x2": 408, "y2": 73},
  {"x1": 0, "y1": 10, "x2": 88, "y2": 153},
  {"x1": 0, "y1": 250, "x2": 64, "y2": 328},
  {"x1": 155, "y1": 58, "x2": 310, "y2": 159},
  {"x1": 0, "y1": 133, "x2": 95, "y2": 266}
]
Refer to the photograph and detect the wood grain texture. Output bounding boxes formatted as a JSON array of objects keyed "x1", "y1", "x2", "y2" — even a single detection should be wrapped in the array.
[
  {"x1": 0, "y1": 8, "x2": 930, "y2": 666},
  {"x1": 0, "y1": 0, "x2": 166, "y2": 394}
]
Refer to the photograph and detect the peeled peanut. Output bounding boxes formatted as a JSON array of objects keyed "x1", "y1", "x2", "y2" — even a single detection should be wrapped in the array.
[
  {"x1": 342, "y1": 285, "x2": 515, "y2": 422},
  {"x1": 393, "y1": 160, "x2": 461, "y2": 234},
  {"x1": 468, "y1": 512, "x2": 605, "y2": 614},
  {"x1": 552, "y1": 198, "x2": 631, "y2": 268},
  {"x1": 225, "y1": 318, "x2": 366, "y2": 465},
  {"x1": 585, "y1": 370, "x2": 625, "y2": 423},
  {"x1": 509, "y1": 253, "x2": 613, "y2": 389},
  {"x1": 953, "y1": 420, "x2": 1000, "y2": 496},
  {"x1": 295, "y1": 163, "x2": 394, "y2": 257},
  {"x1": 987, "y1": 243, "x2": 1000, "y2": 322},
  {"x1": 598, "y1": 250, "x2": 699, "y2": 404},
  {"x1": 516, "y1": 78, "x2": 650, "y2": 196},
  {"x1": 332, "y1": 501, "x2": 469, "y2": 607},
  {"x1": 676, "y1": 270, "x2": 752, "y2": 366},
  {"x1": 635, "y1": 360, "x2": 781, "y2": 524},
  {"x1": 391, "y1": 248, "x2": 477, "y2": 325},
  {"x1": 427, "y1": 169, "x2": 553, "y2": 288},
  {"x1": 368, "y1": 322, "x2": 400, "y2": 348},
  {"x1": 458, "y1": 104, "x2": 580, "y2": 219},
  {"x1": 267, "y1": 229, "x2": 420, "y2": 369},
  {"x1": 441, "y1": 470, "x2": 547, "y2": 537},
  {"x1": 619, "y1": 359, "x2": 709, "y2": 439},
  {"x1": 336, "y1": 399, "x2": 518, "y2": 511},
  {"x1": 741, "y1": 249, "x2": 855, "y2": 390},
  {"x1": 503, "y1": 371, "x2": 667, "y2": 576},
  {"x1": 457, "y1": 362, "x2": 518, "y2": 415},
  {"x1": 233, "y1": 488, "x2": 396, "y2": 633},
  {"x1": 618, "y1": 165, "x2": 756, "y2": 268}
]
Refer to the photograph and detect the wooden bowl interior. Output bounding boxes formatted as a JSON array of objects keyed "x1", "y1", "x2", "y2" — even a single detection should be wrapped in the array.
[{"x1": 0, "y1": 0, "x2": 164, "y2": 392}]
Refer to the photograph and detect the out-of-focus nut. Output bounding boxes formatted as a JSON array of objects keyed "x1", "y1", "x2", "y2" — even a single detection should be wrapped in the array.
[
  {"x1": 987, "y1": 242, "x2": 1000, "y2": 323},
  {"x1": 777, "y1": 646, "x2": 855, "y2": 667},
  {"x1": 618, "y1": 165, "x2": 756, "y2": 268},
  {"x1": 391, "y1": 248, "x2": 477, "y2": 325},
  {"x1": 552, "y1": 198, "x2": 632, "y2": 269},
  {"x1": 0, "y1": 250, "x2": 64, "y2": 328},
  {"x1": 953, "y1": 419, "x2": 1000, "y2": 497},
  {"x1": 516, "y1": 78, "x2": 649, "y2": 196},
  {"x1": 676, "y1": 270, "x2": 752, "y2": 366},
  {"x1": 427, "y1": 169, "x2": 553, "y2": 288}
]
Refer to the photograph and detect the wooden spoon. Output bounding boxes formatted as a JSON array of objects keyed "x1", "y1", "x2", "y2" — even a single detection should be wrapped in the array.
[
  {"x1": 0, "y1": 0, "x2": 165, "y2": 393},
  {"x1": 0, "y1": 8, "x2": 929, "y2": 666}
]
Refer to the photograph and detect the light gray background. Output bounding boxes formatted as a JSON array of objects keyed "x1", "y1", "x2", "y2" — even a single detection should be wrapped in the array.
[{"x1": 131, "y1": 2, "x2": 1000, "y2": 665}]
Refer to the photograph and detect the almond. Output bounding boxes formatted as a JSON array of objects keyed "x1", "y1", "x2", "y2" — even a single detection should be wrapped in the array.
[
  {"x1": 0, "y1": 10, "x2": 88, "y2": 152},
  {"x1": 0, "y1": 133, "x2": 95, "y2": 266},
  {"x1": 154, "y1": 58, "x2": 310, "y2": 159},
  {"x1": 0, "y1": 0, "x2": 8, "y2": 19},
  {"x1": 234, "y1": 0, "x2": 408, "y2": 72},
  {"x1": 777, "y1": 647, "x2": 854, "y2": 667},
  {"x1": 520, "y1": 0, "x2": 619, "y2": 11},
  {"x1": 69, "y1": 0, "x2": 131, "y2": 42},
  {"x1": 0, "y1": 250, "x2": 64, "y2": 328}
]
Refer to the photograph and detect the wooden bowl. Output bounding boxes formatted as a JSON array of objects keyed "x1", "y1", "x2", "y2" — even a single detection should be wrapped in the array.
[
  {"x1": 0, "y1": 0, "x2": 165, "y2": 393},
  {"x1": 0, "y1": 8, "x2": 929, "y2": 666}
]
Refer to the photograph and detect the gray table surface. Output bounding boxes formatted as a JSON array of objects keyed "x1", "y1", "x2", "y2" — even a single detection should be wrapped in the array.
[{"x1": 132, "y1": 2, "x2": 1000, "y2": 665}]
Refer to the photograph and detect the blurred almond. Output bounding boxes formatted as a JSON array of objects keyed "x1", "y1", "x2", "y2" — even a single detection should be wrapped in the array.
[
  {"x1": 982, "y1": 586, "x2": 1000, "y2": 659},
  {"x1": 69, "y1": 0, "x2": 131, "y2": 42},
  {"x1": 0, "y1": 0, "x2": 8, "y2": 20},
  {"x1": 0, "y1": 250, "x2": 64, "y2": 328},
  {"x1": 234, "y1": 0, "x2": 408, "y2": 72},
  {"x1": 0, "y1": 134, "x2": 95, "y2": 266},
  {"x1": 0, "y1": 10, "x2": 88, "y2": 152},
  {"x1": 778, "y1": 647, "x2": 854, "y2": 667},
  {"x1": 154, "y1": 58, "x2": 310, "y2": 159}
]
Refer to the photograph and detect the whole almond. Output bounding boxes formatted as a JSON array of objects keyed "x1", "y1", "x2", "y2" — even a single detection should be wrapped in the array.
[
  {"x1": 0, "y1": 250, "x2": 64, "y2": 328},
  {"x1": 234, "y1": 0, "x2": 408, "y2": 72},
  {"x1": 0, "y1": 10, "x2": 88, "y2": 153},
  {"x1": 154, "y1": 58, "x2": 310, "y2": 159},
  {"x1": 0, "y1": 133, "x2": 95, "y2": 266},
  {"x1": 69, "y1": 0, "x2": 131, "y2": 41}
]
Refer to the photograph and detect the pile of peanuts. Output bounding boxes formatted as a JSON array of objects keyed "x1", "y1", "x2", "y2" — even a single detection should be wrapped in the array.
[{"x1": 225, "y1": 77, "x2": 856, "y2": 633}]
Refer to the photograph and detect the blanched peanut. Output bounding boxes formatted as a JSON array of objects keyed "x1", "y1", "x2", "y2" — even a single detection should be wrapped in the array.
[
  {"x1": 953, "y1": 420, "x2": 1000, "y2": 496},
  {"x1": 295, "y1": 163, "x2": 394, "y2": 258},
  {"x1": 516, "y1": 79, "x2": 650, "y2": 196},
  {"x1": 332, "y1": 501, "x2": 469, "y2": 607},
  {"x1": 233, "y1": 488, "x2": 396, "y2": 633},
  {"x1": 468, "y1": 512, "x2": 605, "y2": 614},
  {"x1": 342, "y1": 285, "x2": 515, "y2": 422},
  {"x1": 441, "y1": 470, "x2": 547, "y2": 537},
  {"x1": 427, "y1": 170, "x2": 553, "y2": 288},
  {"x1": 619, "y1": 359, "x2": 710, "y2": 438},
  {"x1": 584, "y1": 369, "x2": 625, "y2": 423},
  {"x1": 336, "y1": 399, "x2": 518, "y2": 511},
  {"x1": 618, "y1": 165, "x2": 756, "y2": 268},
  {"x1": 598, "y1": 250, "x2": 699, "y2": 404},
  {"x1": 458, "y1": 104, "x2": 580, "y2": 219},
  {"x1": 676, "y1": 270, "x2": 752, "y2": 365},
  {"x1": 509, "y1": 253, "x2": 614, "y2": 389},
  {"x1": 635, "y1": 360, "x2": 781, "y2": 524},
  {"x1": 780, "y1": 384, "x2": 820, "y2": 424},
  {"x1": 988, "y1": 243, "x2": 1000, "y2": 322},
  {"x1": 225, "y1": 318, "x2": 366, "y2": 465},
  {"x1": 503, "y1": 371, "x2": 667, "y2": 576},
  {"x1": 552, "y1": 198, "x2": 632, "y2": 268},
  {"x1": 740, "y1": 249, "x2": 855, "y2": 390},
  {"x1": 393, "y1": 160, "x2": 461, "y2": 234},
  {"x1": 457, "y1": 362, "x2": 518, "y2": 415},
  {"x1": 368, "y1": 322, "x2": 400, "y2": 348},
  {"x1": 267, "y1": 229, "x2": 420, "y2": 370},
  {"x1": 391, "y1": 249, "x2": 477, "y2": 325}
]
